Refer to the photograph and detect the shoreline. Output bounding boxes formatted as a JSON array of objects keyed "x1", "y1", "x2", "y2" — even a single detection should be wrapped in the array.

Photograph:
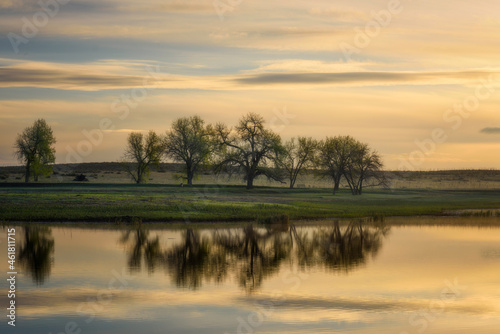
[{"x1": 2, "y1": 211, "x2": 500, "y2": 228}]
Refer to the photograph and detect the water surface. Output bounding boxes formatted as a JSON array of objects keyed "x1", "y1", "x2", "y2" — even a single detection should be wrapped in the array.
[{"x1": 1, "y1": 218, "x2": 500, "y2": 334}]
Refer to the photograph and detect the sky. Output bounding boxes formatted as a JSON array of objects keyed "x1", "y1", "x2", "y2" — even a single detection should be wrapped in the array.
[{"x1": 1, "y1": 0, "x2": 500, "y2": 169}]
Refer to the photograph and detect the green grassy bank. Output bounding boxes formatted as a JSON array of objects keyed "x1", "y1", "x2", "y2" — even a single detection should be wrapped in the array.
[{"x1": 1, "y1": 183, "x2": 500, "y2": 223}]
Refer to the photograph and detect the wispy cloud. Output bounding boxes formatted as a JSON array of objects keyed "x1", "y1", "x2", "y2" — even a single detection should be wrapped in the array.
[
  {"x1": 2, "y1": 0, "x2": 500, "y2": 168},
  {"x1": 235, "y1": 70, "x2": 500, "y2": 86},
  {"x1": 480, "y1": 127, "x2": 500, "y2": 134},
  {"x1": 124, "y1": 1, "x2": 214, "y2": 13},
  {"x1": 1, "y1": 59, "x2": 498, "y2": 91}
]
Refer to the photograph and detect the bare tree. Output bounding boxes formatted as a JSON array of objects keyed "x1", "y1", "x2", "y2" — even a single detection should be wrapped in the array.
[
  {"x1": 214, "y1": 113, "x2": 285, "y2": 189},
  {"x1": 343, "y1": 141, "x2": 383, "y2": 195},
  {"x1": 15, "y1": 119, "x2": 56, "y2": 182},
  {"x1": 315, "y1": 136, "x2": 355, "y2": 194},
  {"x1": 281, "y1": 137, "x2": 318, "y2": 188},
  {"x1": 164, "y1": 116, "x2": 214, "y2": 186},
  {"x1": 123, "y1": 131, "x2": 164, "y2": 184}
]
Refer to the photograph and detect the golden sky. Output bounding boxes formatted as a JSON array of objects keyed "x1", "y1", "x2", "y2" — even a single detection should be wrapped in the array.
[{"x1": 1, "y1": 0, "x2": 500, "y2": 169}]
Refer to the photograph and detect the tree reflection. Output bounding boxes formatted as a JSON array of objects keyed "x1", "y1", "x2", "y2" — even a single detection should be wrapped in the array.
[
  {"x1": 18, "y1": 226, "x2": 55, "y2": 285},
  {"x1": 119, "y1": 221, "x2": 389, "y2": 291},
  {"x1": 304, "y1": 221, "x2": 390, "y2": 272},
  {"x1": 120, "y1": 228, "x2": 162, "y2": 273},
  {"x1": 214, "y1": 225, "x2": 292, "y2": 292},
  {"x1": 164, "y1": 229, "x2": 215, "y2": 289}
]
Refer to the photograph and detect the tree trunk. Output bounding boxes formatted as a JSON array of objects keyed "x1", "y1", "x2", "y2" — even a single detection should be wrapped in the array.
[
  {"x1": 136, "y1": 166, "x2": 142, "y2": 184},
  {"x1": 187, "y1": 169, "x2": 193, "y2": 186},
  {"x1": 246, "y1": 176, "x2": 254, "y2": 189},
  {"x1": 25, "y1": 162, "x2": 30, "y2": 183},
  {"x1": 289, "y1": 170, "x2": 296, "y2": 189},
  {"x1": 333, "y1": 174, "x2": 341, "y2": 194}
]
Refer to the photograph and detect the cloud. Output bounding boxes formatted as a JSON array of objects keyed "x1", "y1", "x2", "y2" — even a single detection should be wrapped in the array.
[
  {"x1": 0, "y1": 59, "x2": 171, "y2": 91},
  {"x1": 0, "y1": 0, "x2": 15, "y2": 8},
  {"x1": 131, "y1": 1, "x2": 214, "y2": 13},
  {"x1": 480, "y1": 127, "x2": 500, "y2": 134},
  {"x1": 243, "y1": 59, "x2": 375, "y2": 74},
  {"x1": 0, "y1": 0, "x2": 117, "y2": 14},
  {"x1": 1, "y1": 58, "x2": 499, "y2": 91},
  {"x1": 235, "y1": 70, "x2": 499, "y2": 86},
  {"x1": 0, "y1": 67, "x2": 148, "y2": 90}
]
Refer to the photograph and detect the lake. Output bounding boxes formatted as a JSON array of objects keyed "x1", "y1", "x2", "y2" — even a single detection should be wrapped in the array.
[{"x1": 1, "y1": 217, "x2": 500, "y2": 334}]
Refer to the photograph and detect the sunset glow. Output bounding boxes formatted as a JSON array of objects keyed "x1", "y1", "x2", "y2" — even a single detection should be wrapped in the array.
[{"x1": 1, "y1": 0, "x2": 500, "y2": 169}]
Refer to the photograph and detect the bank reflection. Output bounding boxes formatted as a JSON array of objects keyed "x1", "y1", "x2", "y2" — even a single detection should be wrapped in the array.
[{"x1": 121, "y1": 221, "x2": 390, "y2": 291}]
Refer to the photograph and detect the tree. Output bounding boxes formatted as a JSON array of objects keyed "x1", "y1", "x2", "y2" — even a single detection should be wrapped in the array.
[
  {"x1": 343, "y1": 141, "x2": 383, "y2": 195},
  {"x1": 123, "y1": 131, "x2": 164, "y2": 184},
  {"x1": 315, "y1": 135, "x2": 355, "y2": 194},
  {"x1": 214, "y1": 113, "x2": 285, "y2": 189},
  {"x1": 281, "y1": 137, "x2": 318, "y2": 188},
  {"x1": 164, "y1": 116, "x2": 213, "y2": 186},
  {"x1": 15, "y1": 119, "x2": 56, "y2": 182}
]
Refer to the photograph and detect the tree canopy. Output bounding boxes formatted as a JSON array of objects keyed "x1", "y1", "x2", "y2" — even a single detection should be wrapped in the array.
[
  {"x1": 316, "y1": 135, "x2": 383, "y2": 195},
  {"x1": 214, "y1": 113, "x2": 285, "y2": 189},
  {"x1": 281, "y1": 137, "x2": 318, "y2": 188},
  {"x1": 123, "y1": 131, "x2": 165, "y2": 184},
  {"x1": 15, "y1": 119, "x2": 56, "y2": 182},
  {"x1": 316, "y1": 136, "x2": 355, "y2": 194},
  {"x1": 164, "y1": 116, "x2": 214, "y2": 186}
]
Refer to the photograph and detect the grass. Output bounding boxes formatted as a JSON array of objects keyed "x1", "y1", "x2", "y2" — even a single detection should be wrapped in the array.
[{"x1": 1, "y1": 183, "x2": 500, "y2": 223}]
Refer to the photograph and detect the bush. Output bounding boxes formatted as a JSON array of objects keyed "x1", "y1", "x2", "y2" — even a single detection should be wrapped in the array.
[{"x1": 73, "y1": 174, "x2": 89, "y2": 182}]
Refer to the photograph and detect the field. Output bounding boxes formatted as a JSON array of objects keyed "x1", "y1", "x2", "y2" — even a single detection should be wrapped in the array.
[
  {"x1": 1, "y1": 163, "x2": 500, "y2": 223},
  {"x1": 2, "y1": 162, "x2": 500, "y2": 189}
]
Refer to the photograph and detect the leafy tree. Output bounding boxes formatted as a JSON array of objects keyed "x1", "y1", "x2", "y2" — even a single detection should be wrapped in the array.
[
  {"x1": 315, "y1": 135, "x2": 355, "y2": 194},
  {"x1": 164, "y1": 116, "x2": 214, "y2": 186},
  {"x1": 281, "y1": 137, "x2": 318, "y2": 188},
  {"x1": 123, "y1": 131, "x2": 164, "y2": 184},
  {"x1": 15, "y1": 119, "x2": 56, "y2": 182},
  {"x1": 214, "y1": 113, "x2": 285, "y2": 189},
  {"x1": 343, "y1": 141, "x2": 383, "y2": 195}
]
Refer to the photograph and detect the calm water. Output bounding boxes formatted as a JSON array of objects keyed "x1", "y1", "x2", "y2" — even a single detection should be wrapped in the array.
[{"x1": 1, "y1": 218, "x2": 500, "y2": 334}]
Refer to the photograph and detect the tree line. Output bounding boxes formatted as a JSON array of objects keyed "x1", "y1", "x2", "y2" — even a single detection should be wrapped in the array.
[{"x1": 14, "y1": 114, "x2": 384, "y2": 195}]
